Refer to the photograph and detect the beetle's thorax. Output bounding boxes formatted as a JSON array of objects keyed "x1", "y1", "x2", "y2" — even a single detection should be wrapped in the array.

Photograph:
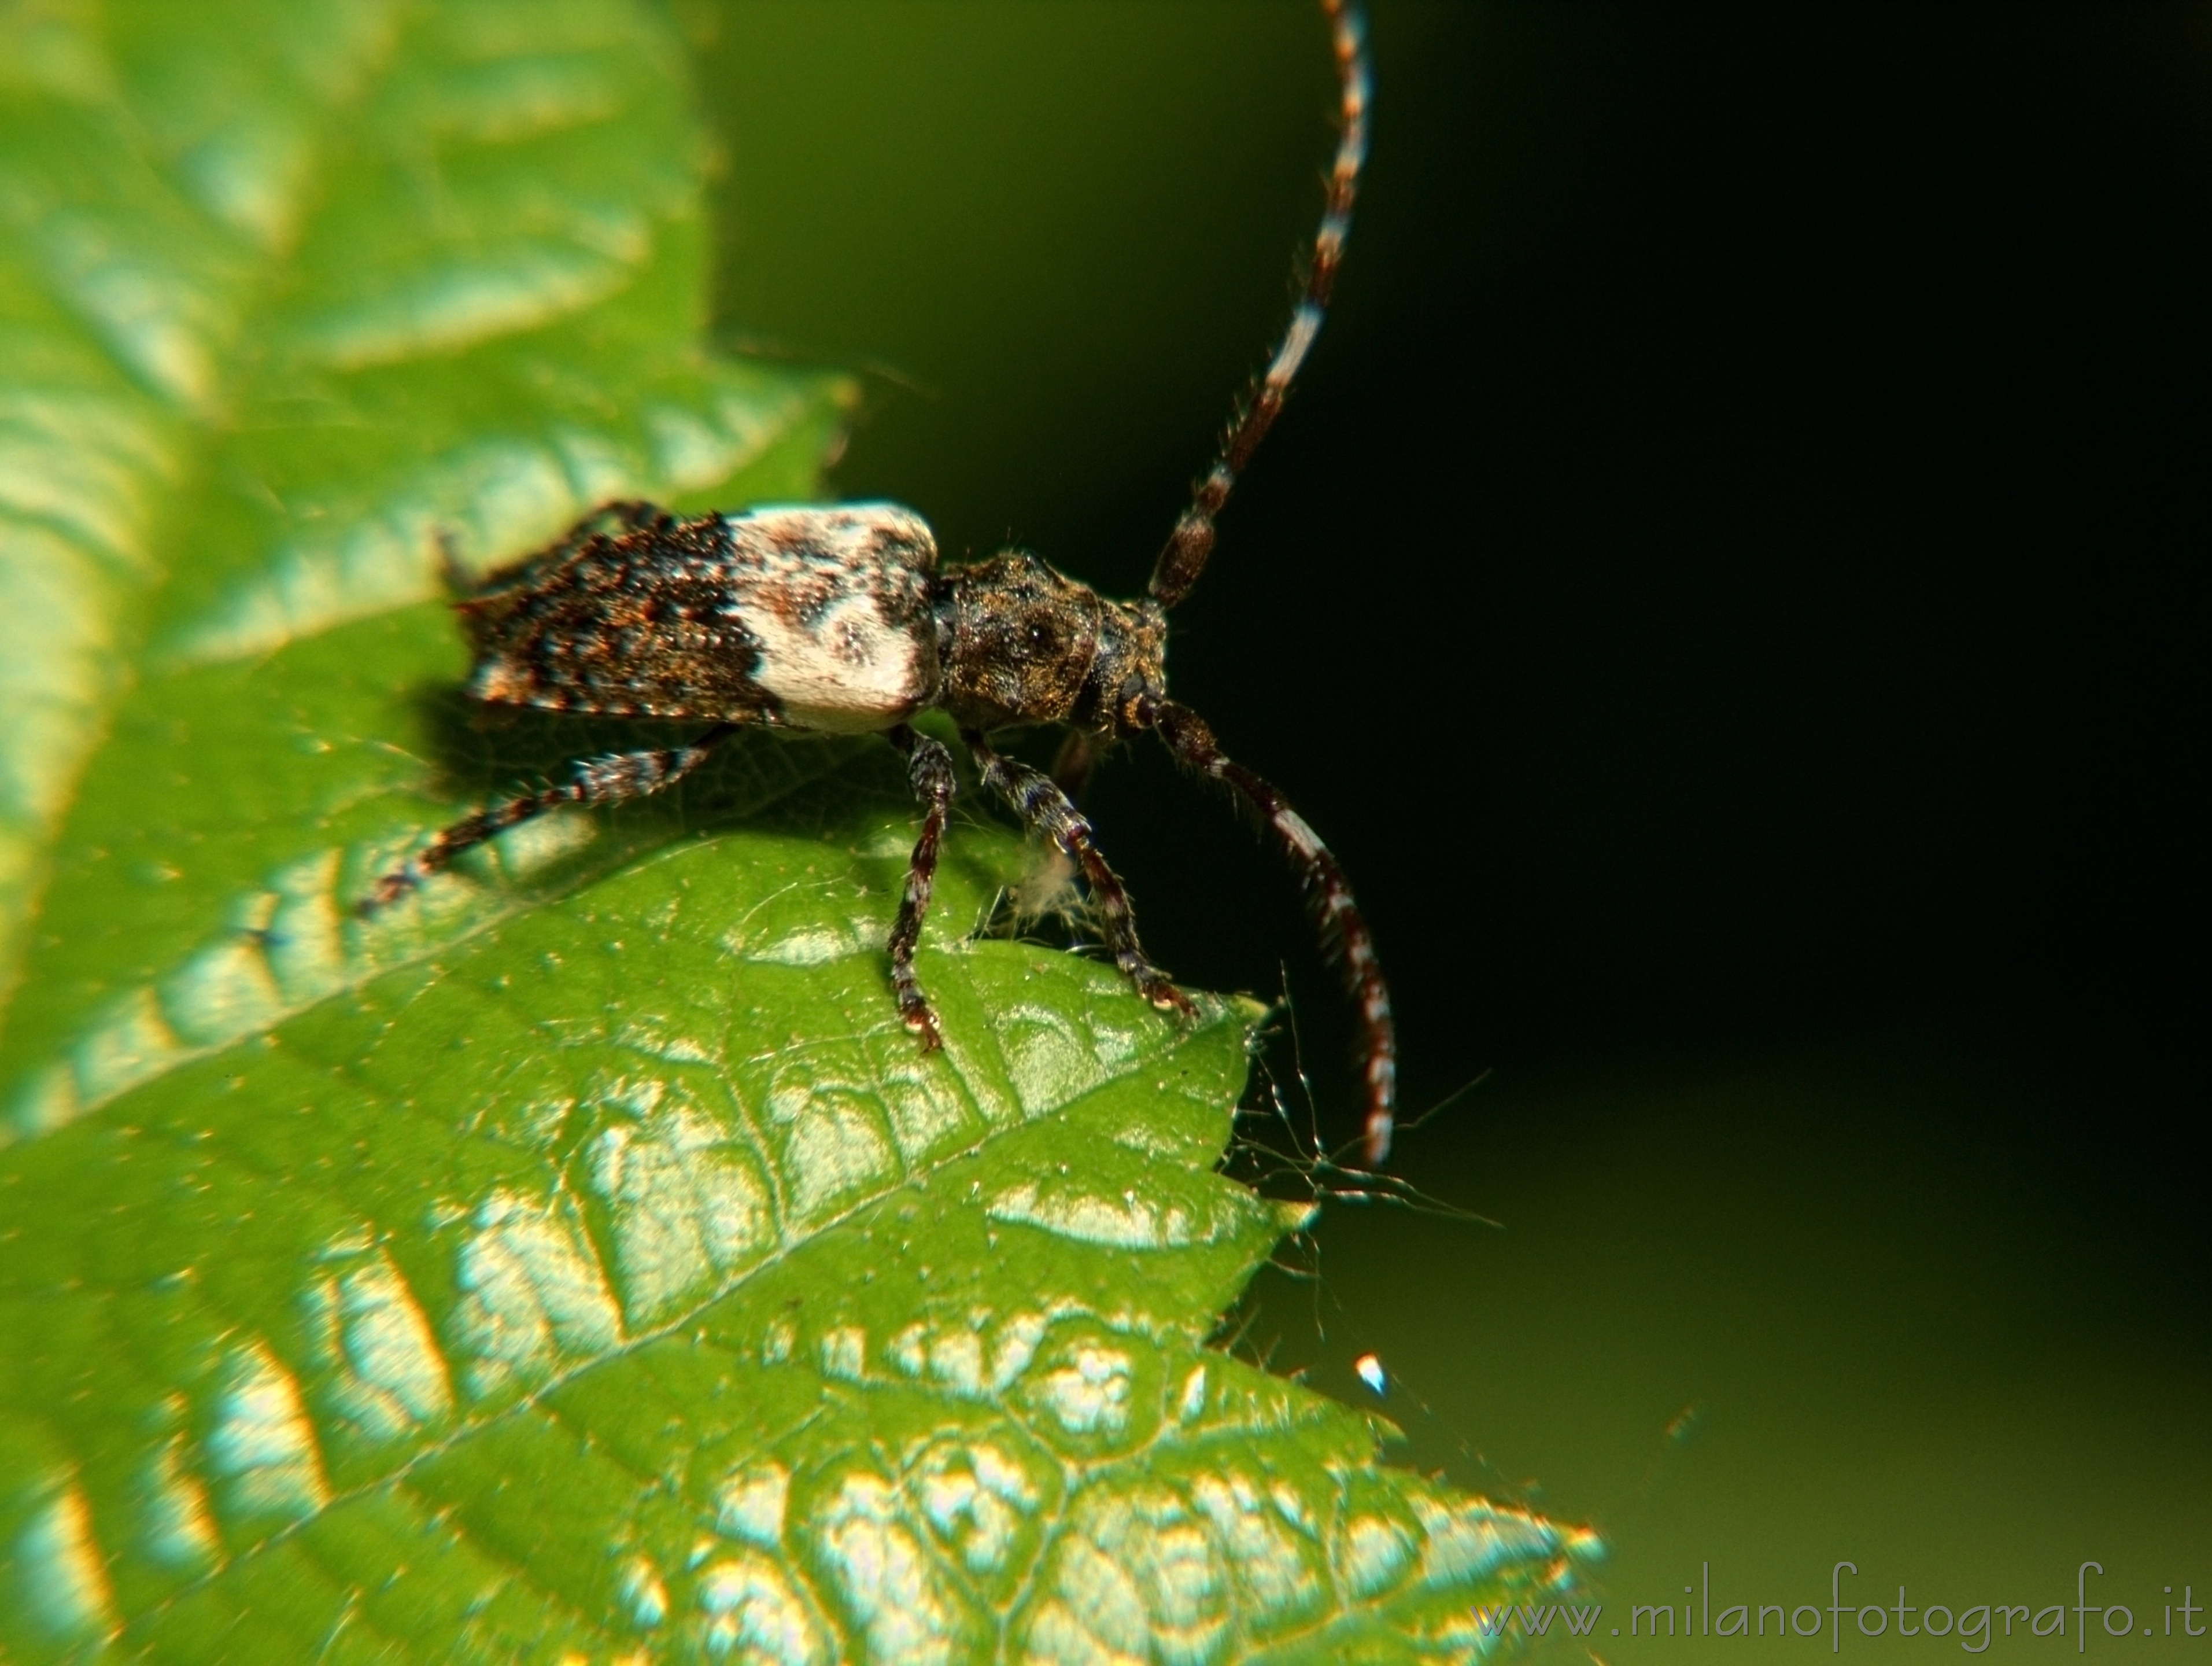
[{"x1": 935, "y1": 553, "x2": 1166, "y2": 734}]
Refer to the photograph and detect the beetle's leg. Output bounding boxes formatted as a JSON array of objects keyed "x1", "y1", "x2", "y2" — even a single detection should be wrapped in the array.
[
  {"x1": 970, "y1": 728, "x2": 1101, "y2": 941},
  {"x1": 975, "y1": 729, "x2": 1104, "y2": 937},
  {"x1": 887, "y1": 723, "x2": 957, "y2": 1049},
  {"x1": 1140, "y1": 696, "x2": 1397, "y2": 1166},
  {"x1": 962, "y1": 729, "x2": 1194, "y2": 1018},
  {"x1": 361, "y1": 722, "x2": 738, "y2": 912}
]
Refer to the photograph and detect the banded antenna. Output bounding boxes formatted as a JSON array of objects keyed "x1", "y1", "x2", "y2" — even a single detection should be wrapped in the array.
[{"x1": 1147, "y1": 0, "x2": 1371, "y2": 609}]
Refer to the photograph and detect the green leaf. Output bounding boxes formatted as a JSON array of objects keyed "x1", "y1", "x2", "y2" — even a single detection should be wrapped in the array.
[
  {"x1": 0, "y1": 0, "x2": 850, "y2": 1112},
  {"x1": 0, "y1": 1, "x2": 1596, "y2": 1658}
]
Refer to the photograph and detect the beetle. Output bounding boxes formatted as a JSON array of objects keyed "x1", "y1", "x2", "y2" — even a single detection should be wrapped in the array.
[{"x1": 366, "y1": 0, "x2": 1398, "y2": 1164}]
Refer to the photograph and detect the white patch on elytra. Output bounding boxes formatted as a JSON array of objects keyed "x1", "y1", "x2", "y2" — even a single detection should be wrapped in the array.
[
  {"x1": 747, "y1": 596, "x2": 922, "y2": 729},
  {"x1": 721, "y1": 504, "x2": 939, "y2": 732}
]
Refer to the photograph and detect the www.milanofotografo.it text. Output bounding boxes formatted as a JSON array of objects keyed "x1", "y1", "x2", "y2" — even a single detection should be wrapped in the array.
[{"x1": 1470, "y1": 1564, "x2": 2207, "y2": 1651}]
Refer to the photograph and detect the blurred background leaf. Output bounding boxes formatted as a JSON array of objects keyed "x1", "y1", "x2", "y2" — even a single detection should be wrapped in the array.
[{"x1": 0, "y1": 0, "x2": 1592, "y2": 1657}]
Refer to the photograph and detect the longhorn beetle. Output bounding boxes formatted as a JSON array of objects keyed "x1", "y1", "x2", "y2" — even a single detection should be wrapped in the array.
[{"x1": 365, "y1": 1, "x2": 1397, "y2": 1164}]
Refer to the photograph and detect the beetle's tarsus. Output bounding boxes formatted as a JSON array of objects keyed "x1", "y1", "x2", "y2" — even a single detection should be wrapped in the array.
[
  {"x1": 1146, "y1": 980, "x2": 1198, "y2": 1019},
  {"x1": 903, "y1": 1003, "x2": 945, "y2": 1051},
  {"x1": 359, "y1": 864, "x2": 422, "y2": 915}
]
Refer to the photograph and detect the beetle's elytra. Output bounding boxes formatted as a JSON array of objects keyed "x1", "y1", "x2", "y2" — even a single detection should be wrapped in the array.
[{"x1": 368, "y1": 0, "x2": 1398, "y2": 1164}]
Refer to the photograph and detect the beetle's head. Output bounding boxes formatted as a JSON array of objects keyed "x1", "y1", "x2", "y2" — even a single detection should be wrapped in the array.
[{"x1": 1084, "y1": 592, "x2": 1168, "y2": 734}]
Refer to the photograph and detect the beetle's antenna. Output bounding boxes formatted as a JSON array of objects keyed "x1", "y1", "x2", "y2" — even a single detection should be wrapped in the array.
[
  {"x1": 1147, "y1": 0, "x2": 1369, "y2": 610},
  {"x1": 1140, "y1": 696, "x2": 1397, "y2": 1166}
]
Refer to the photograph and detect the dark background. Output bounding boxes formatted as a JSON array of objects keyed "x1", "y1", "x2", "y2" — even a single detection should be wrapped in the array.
[
  {"x1": 701, "y1": 4, "x2": 2207, "y2": 1651},
  {"x1": 707, "y1": 1, "x2": 2204, "y2": 1128}
]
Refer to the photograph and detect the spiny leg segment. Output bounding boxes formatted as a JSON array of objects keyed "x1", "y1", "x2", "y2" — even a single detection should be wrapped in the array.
[
  {"x1": 1142, "y1": 697, "x2": 1397, "y2": 1166},
  {"x1": 363, "y1": 721, "x2": 738, "y2": 911},
  {"x1": 887, "y1": 723, "x2": 957, "y2": 1048},
  {"x1": 962, "y1": 729, "x2": 1195, "y2": 1018},
  {"x1": 1148, "y1": 0, "x2": 1370, "y2": 608}
]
